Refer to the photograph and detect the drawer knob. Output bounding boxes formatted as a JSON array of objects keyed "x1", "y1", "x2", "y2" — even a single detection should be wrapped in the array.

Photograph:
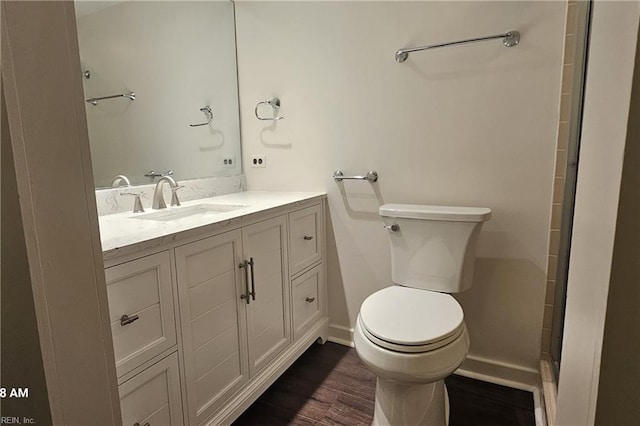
[
  {"x1": 303, "y1": 235, "x2": 314, "y2": 241},
  {"x1": 305, "y1": 297, "x2": 316, "y2": 303},
  {"x1": 120, "y1": 313, "x2": 140, "y2": 326}
]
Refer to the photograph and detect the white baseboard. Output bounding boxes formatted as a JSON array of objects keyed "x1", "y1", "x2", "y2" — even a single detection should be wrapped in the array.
[
  {"x1": 327, "y1": 323, "x2": 354, "y2": 347},
  {"x1": 456, "y1": 354, "x2": 540, "y2": 390}
]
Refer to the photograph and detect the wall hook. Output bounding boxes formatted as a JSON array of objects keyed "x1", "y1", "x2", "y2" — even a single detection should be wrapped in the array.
[
  {"x1": 255, "y1": 97, "x2": 284, "y2": 121},
  {"x1": 190, "y1": 106, "x2": 213, "y2": 127}
]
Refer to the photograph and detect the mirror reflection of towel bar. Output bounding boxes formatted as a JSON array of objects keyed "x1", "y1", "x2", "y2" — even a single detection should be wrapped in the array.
[
  {"x1": 255, "y1": 97, "x2": 284, "y2": 121},
  {"x1": 85, "y1": 92, "x2": 135, "y2": 106},
  {"x1": 333, "y1": 170, "x2": 378, "y2": 183}
]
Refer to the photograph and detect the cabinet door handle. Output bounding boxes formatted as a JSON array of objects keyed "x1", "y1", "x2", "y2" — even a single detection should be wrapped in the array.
[
  {"x1": 248, "y1": 257, "x2": 256, "y2": 301},
  {"x1": 305, "y1": 297, "x2": 316, "y2": 303},
  {"x1": 303, "y1": 235, "x2": 314, "y2": 241},
  {"x1": 120, "y1": 314, "x2": 139, "y2": 326},
  {"x1": 133, "y1": 423, "x2": 150, "y2": 426},
  {"x1": 239, "y1": 260, "x2": 250, "y2": 304}
]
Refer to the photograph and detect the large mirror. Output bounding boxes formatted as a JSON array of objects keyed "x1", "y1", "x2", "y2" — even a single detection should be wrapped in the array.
[{"x1": 74, "y1": 1, "x2": 241, "y2": 189}]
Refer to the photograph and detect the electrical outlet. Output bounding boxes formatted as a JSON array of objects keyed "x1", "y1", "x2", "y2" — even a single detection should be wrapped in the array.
[
  {"x1": 222, "y1": 157, "x2": 235, "y2": 167},
  {"x1": 250, "y1": 156, "x2": 266, "y2": 168}
]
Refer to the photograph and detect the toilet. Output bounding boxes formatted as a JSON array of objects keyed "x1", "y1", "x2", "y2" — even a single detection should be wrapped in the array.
[{"x1": 353, "y1": 203, "x2": 491, "y2": 426}]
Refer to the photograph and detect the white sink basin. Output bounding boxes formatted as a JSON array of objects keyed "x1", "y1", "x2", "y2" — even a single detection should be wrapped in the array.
[{"x1": 132, "y1": 204, "x2": 247, "y2": 222}]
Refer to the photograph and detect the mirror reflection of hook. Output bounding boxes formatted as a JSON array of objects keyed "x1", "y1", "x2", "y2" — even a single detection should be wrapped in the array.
[
  {"x1": 189, "y1": 106, "x2": 213, "y2": 127},
  {"x1": 255, "y1": 97, "x2": 284, "y2": 121}
]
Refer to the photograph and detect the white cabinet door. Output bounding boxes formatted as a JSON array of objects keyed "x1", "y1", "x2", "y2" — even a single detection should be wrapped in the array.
[
  {"x1": 119, "y1": 352, "x2": 184, "y2": 426},
  {"x1": 105, "y1": 251, "x2": 177, "y2": 378},
  {"x1": 242, "y1": 216, "x2": 291, "y2": 376},
  {"x1": 175, "y1": 230, "x2": 249, "y2": 426}
]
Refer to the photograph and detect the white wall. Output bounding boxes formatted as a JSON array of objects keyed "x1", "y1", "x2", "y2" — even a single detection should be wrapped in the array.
[
  {"x1": 76, "y1": 1, "x2": 241, "y2": 187},
  {"x1": 236, "y1": 1, "x2": 565, "y2": 374},
  {"x1": 556, "y1": 1, "x2": 640, "y2": 424}
]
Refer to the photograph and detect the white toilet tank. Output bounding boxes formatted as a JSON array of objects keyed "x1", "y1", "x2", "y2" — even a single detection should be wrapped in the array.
[{"x1": 380, "y1": 204, "x2": 491, "y2": 293}]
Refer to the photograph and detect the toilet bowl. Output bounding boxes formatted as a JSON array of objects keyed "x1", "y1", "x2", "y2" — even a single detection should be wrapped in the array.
[
  {"x1": 354, "y1": 204, "x2": 491, "y2": 426},
  {"x1": 354, "y1": 286, "x2": 469, "y2": 426}
]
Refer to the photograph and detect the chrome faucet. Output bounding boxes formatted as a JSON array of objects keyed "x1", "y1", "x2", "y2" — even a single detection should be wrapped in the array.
[{"x1": 152, "y1": 176, "x2": 181, "y2": 209}]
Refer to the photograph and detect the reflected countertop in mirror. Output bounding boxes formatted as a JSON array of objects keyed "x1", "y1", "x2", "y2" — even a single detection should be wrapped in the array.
[{"x1": 74, "y1": 0, "x2": 242, "y2": 188}]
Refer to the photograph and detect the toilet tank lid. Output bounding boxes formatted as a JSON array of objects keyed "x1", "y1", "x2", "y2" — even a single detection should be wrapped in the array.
[{"x1": 379, "y1": 204, "x2": 491, "y2": 222}]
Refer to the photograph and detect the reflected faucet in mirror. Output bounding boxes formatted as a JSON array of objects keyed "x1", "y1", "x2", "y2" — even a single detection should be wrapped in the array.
[
  {"x1": 111, "y1": 175, "x2": 131, "y2": 188},
  {"x1": 152, "y1": 176, "x2": 183, "y2": 210}
]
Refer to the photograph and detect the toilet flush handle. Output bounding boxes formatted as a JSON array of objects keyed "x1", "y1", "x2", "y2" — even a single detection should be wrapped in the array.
[{"x1": 384, "y1": 224, "x2": 400, "y2": 232}]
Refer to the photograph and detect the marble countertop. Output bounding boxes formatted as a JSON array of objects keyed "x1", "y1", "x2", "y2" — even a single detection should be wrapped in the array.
[{"x1": 99, "y1": 191, "x2": 326, "y2": 259}]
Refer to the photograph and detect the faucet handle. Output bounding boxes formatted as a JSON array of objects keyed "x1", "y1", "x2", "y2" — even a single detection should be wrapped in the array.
[
  {"x1": 121, "y1": 192, "x2": 145, "y2": 213},
  {"x1": 170, "y1": 185, "x2": 184, "y2": 207}
]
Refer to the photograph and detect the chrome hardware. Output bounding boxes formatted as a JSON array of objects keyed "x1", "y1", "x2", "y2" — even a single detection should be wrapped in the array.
[
  {"x1": 85, "y1": 91, "x2": 135, "y2": 106},
  {"x1": 305, "y1": 297, "x2": 316, "y2": 303},
  {"x1": 121, "y1": 192, "x2": 145, "y2": 213},
  {"x1": 384, "y1": 224, "x2": 400, "y2": 232},
  {"x1": 395, "y1": 30, "x2": 520, "y2": 63},
  {"x1": 303, "y1": 235, "x2": 314, "y2": 241},
  {"x1": 144, "y1": 170, "x2": 174, "y2": 179},
  {"x1": 133, "y1": 423, "x2": 150, "y2": 426},
  {"x1": 248, "y1": 257, "x2": 256, "y2": 301},
  {"x1": 120, "y1": 314, "x2": 139, "y2": 326},
  {"x1": 152, "y1": 176, "x2": 179, "y2": 209},
  {"x1": 189, "y1": 106, "x2": 213, "y2": 127},
  {"x1": 111, "y1": 174, "x2": 131, "y2": 187},
  {"x1": 333, "y1": 170, "x2": 378, "y2": 183},
  {"x1": 239, "y1": 260, "x2": 250, "y2": 304},
  {"x1": 170, "y1": 186, "x2": 184, "y2": 207},
  {"x1": 83, "y1": 69, "x2": 91, "y2": 79},
  {"x1": 255, "y1": 97, "x2": 284, "y2": 121}
]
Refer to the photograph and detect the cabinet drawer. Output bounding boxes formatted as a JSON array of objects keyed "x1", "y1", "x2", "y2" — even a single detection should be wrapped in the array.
[
  {"x1": 106, "y1": 251, "x2": 177, "y2": 377},
  {"x1": 289, "y1": 204, "x2": 323, "y2": 275},
  {"x1": 119, "y1": 352, "x2": 184, "y2": 426},
  {"x1": 292, "y1": 264, "x2": 323, "y2": 339}
]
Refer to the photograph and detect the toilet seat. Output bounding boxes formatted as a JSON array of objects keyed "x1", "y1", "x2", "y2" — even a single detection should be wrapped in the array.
[{"x1": 359, "y1": 286, "x2": 465, "y2": 354}]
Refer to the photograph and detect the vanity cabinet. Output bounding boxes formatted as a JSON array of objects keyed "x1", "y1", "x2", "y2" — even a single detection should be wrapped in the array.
[
  {"x1": 105, "y1": 251, "x2": 185, "y2": 425},
  {"x1": 292, "y1": 264, "x2": 324, "y2": 340},
  {"x1": 289, "y1": 204, "x2": 323, "y2": 276},
  {"x1": 175, "y1": 215, "x2": 290, "y2": 425},
  {"x1": 174, "y1": 230, "x2": 248, "y2": 424},
  {"x1": 103, "y1": 196, "x2": 327, "y2": 426},
  {"x1": 119, "y1": 352, "x2": 184, "y2": 426},
  {"x1": 242, "y1": 216, "x2": 291, "y2": 375},
  {"x1": 105, "y1": 251, "x2": 177, "y2": 379}
]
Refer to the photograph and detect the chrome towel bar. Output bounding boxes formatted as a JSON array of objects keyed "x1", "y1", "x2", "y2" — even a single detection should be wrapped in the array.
[
  {"x1": 333, "y1": 170, "x2": 378, "y2": 183},
  {"x1": 395, "y1": 30, "x2": 520, "y2": 63},
  {"x1": 85, "y1": 91, "x2": 136, "y2": 105}
]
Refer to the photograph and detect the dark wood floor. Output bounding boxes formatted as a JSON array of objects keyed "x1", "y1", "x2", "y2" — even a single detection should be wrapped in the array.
[{"x1": 233, "y1": 342, "x2": 535, "y2": 426}]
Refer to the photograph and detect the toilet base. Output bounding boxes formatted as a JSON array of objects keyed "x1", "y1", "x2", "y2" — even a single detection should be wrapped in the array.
[{"x1": 372, "y1": 378, "x2": 449, "y2": 426}]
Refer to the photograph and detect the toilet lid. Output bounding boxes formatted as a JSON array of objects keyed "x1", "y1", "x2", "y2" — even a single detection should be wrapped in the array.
[{"x1": 359, "y1": 286, "x2": 464, "y2": 352}]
